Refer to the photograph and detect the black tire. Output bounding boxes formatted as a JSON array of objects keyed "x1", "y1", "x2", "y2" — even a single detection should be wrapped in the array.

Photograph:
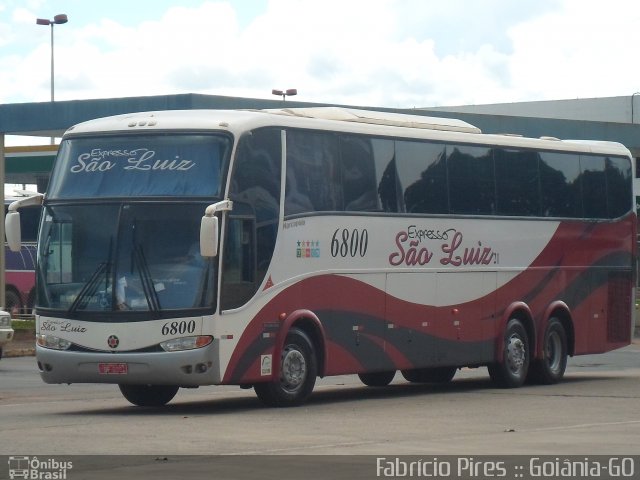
[
  {"x1": 0, "y1": 346, "x2": 3, "y2": 360},
  {"x1": 358, "y1": 370, "x2": 396, "y2": 387},
  {"x1": 488, "y1": 318, "x2": 530, "y2": 388},
  {"x1": 118, "y1": 384, "x2": 179, "y2": 407},
  {"x1": 5, "y1": 289, "x2": 21, "y2": 316},
  {"x1": 528, "y1": 318, "x2": 568, "y2": 384},
  {"x1": 401, "y1": 366, "x2": 457, "y2": 384},
  {"x1": 254, "y1": 328, "x2": 317, "y2": 407}
]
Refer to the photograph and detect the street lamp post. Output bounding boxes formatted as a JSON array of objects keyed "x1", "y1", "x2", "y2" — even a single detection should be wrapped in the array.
[
  {"x1": 272, "y1": 88, "x2": 297, "y2": 102},
  {"x1": 36, "y1": 14, "x2": 68, "y2": 104}
]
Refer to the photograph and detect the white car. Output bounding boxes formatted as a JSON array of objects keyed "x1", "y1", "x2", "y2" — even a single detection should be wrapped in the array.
[{"x1": 0, "y1": 310, "x2": 13, "y2": 359}]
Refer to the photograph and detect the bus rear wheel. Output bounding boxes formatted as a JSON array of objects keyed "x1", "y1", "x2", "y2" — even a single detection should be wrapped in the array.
[
  {"x1": 528, "y1": 318, "x2": 568, "y2": 384},
  {"x1": 358, "y1": 371, "x2": 396, "y2": 387},
  {"x1": 488, "y1": 318, "x2": 530, "y2": 388},
  {"x1": 401, "y1": 366, "x2": 456, "y2": 383},
  {"x1": 254, "y1": 328, "x2": 317, "y2": 407},
  {"x1": 119, "y1": 384, "x2": 179, "y2": 407}
]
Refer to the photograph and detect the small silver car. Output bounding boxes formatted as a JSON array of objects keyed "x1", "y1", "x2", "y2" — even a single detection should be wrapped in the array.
[{"x1": 0, "y1": 310, "x2": 14, "y2": 359}]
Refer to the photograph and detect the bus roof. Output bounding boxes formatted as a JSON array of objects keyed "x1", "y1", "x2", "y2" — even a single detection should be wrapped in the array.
[
  {"x1": 63, "y1": 107, "x2": 632, "y2": 157},
  {"x1": 264, "y1": 107, "x2": 481, "y2": 134}
]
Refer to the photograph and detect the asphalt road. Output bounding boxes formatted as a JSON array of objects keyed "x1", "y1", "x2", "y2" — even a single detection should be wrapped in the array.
[{"x1": 0, "y1": 344, "x2": 638, "y2": 478}]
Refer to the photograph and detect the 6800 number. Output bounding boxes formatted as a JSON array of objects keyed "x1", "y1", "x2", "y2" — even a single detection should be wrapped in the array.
[
  {"x1": 331, "y1": 228, "x2": 369, "y2": 257},
  {"x1": 161, "y1": 320, "x2": 196, "y2": 336}
]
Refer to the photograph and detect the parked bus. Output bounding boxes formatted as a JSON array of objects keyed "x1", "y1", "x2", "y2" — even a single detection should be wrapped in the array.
[
  {"x1": 4, "y1": 197, "x2": 40, "y2": 315},
  {"x1": 3, "y1": 145, "x2": 56, "y2": 316},
  {"x1": 6, "y1": 107, "x2": 636, "y2": 407}
]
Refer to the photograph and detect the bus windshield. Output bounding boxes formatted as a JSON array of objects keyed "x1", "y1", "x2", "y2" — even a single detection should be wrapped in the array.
[
  {"x1": 47, "y1": 134, "x2": 230, "y2": 199},
  {"x1": 37, "y1": 202, "x2": 217, "y2": 316}
]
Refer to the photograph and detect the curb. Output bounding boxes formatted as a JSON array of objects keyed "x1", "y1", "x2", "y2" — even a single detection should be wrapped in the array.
[{"x1": 4, "y1": 347, "x2": 36, "y2": 358}]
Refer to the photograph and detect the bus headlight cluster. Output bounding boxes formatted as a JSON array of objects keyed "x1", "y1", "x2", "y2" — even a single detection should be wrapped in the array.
[
  {"x1": 0, "y1": 314, "x2": 11, "y2": 327},
  {"x1": 160, "y1": 335, "x2": 213, "y2": 352},
  {"x1": 37, "y1": 334, "x2": 72, "y2": 350}
]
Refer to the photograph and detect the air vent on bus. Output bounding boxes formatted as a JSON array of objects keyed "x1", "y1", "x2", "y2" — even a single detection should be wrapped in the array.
[
  {"x1": 266, "y1": 107, "x2": 481, "y2": 134},
  {"x1": 607, "y1": 272, "x2": 632, "y2": 343}
]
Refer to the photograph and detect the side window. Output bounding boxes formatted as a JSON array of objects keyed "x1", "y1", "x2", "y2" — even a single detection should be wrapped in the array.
[
  {"x1": 539, "y1": 152, "x2": 582, "y2": 217},
  {"x1": 396, "y1": 141, "x2": 448, "y2": 214},
  {"x1": 220, "y1": 215, "x2": 256, "y2": 310},
  {"x1": 285, "y1": 130, "x2": 341, "y2": 215},
  {"x1": 606, "y1": 156, "x2": 632, "y2": 218},
  {"x1": 580, "y1": 155, "x2": 607, "y2": 219},
  {"x1": 371, "y1": 139, "x2": 399, "y2": 212},
  {"x1": 231, "y1": 129, "x2": 281, "y2": 224},
  {"x1": 448, "y1": 146, "x2": 495, "y2": 215},
  {"x1": 225, "y1": 128, "x2": 282, "y2": 309},
  {"x1": 339, "y1": 136, "x2": 379, "y2": 211},
  {"x1": 42, "y1": 218, "x2": 73, "y2": 284},
  {"x1": 495, "y1": 149, "x2": 540, "y2": 216}
]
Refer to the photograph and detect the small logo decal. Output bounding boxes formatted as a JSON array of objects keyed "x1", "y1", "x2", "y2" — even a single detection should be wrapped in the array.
[
  {"x1": 261, "y1": 355, "x2": 272, "y2": 376},
  {"x1": 107, "y1": 335, "x2": 120, "y2": 349},
  {"x1": 296, "y1": 240, "x2": 320, "y2": 258}
]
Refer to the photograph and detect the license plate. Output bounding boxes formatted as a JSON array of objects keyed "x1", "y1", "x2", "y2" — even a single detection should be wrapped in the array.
[{"x1": 98, "y1": 363, "x2": 128, "y2": 375}]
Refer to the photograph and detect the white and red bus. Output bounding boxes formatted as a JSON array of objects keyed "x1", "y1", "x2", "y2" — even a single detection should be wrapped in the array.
[
  {"x1": 4, "y1": 197, "x2": 40, "y2": 315},
  {"x1": 6, "y1": 107, "x2": 636, "y2": 407},
  {"x1": 3, "y1": 145, "x2": 55, "y2": 315}
]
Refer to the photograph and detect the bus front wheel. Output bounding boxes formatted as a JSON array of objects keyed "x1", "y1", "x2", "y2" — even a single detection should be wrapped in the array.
[
  {"x1": 254, "y1": 328, "x2": 317, "y2": 407},
  {"x1": 488, "y1": 318, "x2": 530, "y2": 388},
  {"x1": 119, "y1": 384, "x2": 179, "y2": 407}
]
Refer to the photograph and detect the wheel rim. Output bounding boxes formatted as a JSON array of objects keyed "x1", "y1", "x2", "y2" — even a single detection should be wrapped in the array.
[
  {"x1": 545, "y1": 330, "x2": 562, "y2": 373},
  {"x1": 281, "y1": 346, "x2": 307, "y2": 393},
  {"x1": 506, "y1": 334, "x2": 526, "y2": 375}
]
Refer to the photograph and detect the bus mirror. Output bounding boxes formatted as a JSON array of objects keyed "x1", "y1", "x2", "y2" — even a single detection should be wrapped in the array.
[
  {"x1": 200, "y1": 215, "x2": 219, "y2": 257},
  {"x1": 5, "y1": 193, "x2": 43, "y2": 253},
  {"x1": 200, "y1": 199, "x2": 233, "y2": 257},
  {"x1": 5, "y1": 211, "x2": 22, "y2": 253}
]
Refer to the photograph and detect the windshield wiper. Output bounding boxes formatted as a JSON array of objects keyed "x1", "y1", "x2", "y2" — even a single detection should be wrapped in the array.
[
  {"x1": 68, "y1": 262, "x2": 108, "y2": 315},
  {"x1": 68, "y1": 237, "x2": 114, "y2": 315},
  {"x1": 133, "y1": 244, "x2": 161, "y2": 315}
]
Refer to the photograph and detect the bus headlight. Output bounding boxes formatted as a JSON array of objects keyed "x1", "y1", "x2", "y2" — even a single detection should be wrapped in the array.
[
  {"x1": 37, "y1": 334, "x2": 72, "y2": 351},
  {"x1": 0, "y1": 314, "x2": 11, "y2": 328},
  {"x1": 160, "y1": 336, "x2": 213, "y2": 352}
]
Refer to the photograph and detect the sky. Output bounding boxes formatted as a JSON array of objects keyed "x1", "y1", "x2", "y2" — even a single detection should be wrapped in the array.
[{"x1": 1, "y1": 0, "x2": 640, "y2": 133}]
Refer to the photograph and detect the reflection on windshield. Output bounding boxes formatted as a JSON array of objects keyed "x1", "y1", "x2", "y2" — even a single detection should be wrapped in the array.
[{"x1": 37, "y1": 203, "x2": 216, "y2": 317}]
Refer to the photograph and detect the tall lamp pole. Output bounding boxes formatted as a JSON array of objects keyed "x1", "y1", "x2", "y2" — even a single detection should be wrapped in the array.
[{"x1": 36, "y1": 13, "x2": 68, "y2": 144}]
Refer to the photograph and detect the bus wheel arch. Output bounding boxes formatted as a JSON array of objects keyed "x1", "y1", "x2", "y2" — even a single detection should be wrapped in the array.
[
  {"x1": 543, "y1": 305, "x2": 574, "y2": 357},
  {"x1": 528, "y1": 308, "x2": 572, "y2": 384},
  {"x1": 490, "y1": 308, "x2": 534, "y2": 388},
  {"x1": 254, "y1": 327, "x2": 318, "y2": 407},
  {"x1": 289, "y1": 314, "x2": 326, "y2": 378},
  {"x1": 496, "y1": 304, "x2": 536, "y2": 363}
]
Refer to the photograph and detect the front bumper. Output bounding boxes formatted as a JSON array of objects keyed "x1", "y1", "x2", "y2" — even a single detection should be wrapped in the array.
[{"x1": 36, "y1": 341, "x2": 221, "y2": 386}]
